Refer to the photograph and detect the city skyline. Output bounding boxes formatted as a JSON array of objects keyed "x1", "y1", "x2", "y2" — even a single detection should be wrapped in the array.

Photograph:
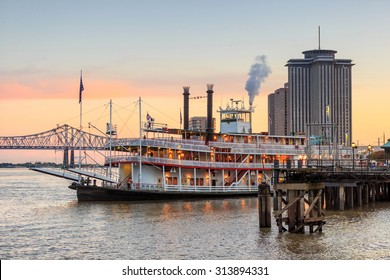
[{"x1": 1, "y1": 0, "x2": 390, "y2": 162}]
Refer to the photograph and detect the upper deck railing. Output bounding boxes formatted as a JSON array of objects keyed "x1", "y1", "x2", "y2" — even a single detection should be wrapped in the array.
[
  {"x1": 107, "y1": 155, "x2": 277, "y2": 169},
  {"x1": 109, "y1": 138, "x2": 306, "y2": 155}
]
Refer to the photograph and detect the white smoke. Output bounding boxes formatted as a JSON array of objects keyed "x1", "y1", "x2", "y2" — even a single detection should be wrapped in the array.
[{"x1": 245, "y1": 55, "x2": 271, "y2": 106}]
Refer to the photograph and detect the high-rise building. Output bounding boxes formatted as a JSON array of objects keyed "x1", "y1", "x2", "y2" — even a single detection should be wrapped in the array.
[
  {"x1": 268, "y1": 83, "x2": 288, "y2": 136},
  {"x1": 286, "y1": 48, "x2": 354, "y2": 146},
  {"x1": 189, "y1": 116, "x2": 216, "y2": 132}
]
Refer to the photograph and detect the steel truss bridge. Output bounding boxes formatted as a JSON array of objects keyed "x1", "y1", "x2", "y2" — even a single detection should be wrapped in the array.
[
  {"x1": 0, "y1": 124, "x2": 109, "y2": 151},
  {"x1": 0, "y1": 124, "x2": 111, "y2": 167}
]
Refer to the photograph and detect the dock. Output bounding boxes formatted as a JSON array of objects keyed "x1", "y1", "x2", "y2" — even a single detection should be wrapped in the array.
[
  {"x1": 277, "y1": 168, "x2": 390, "y2": 210},
  {"x1": 258, "y1": 166, "x2": 390, "y2": 233}
]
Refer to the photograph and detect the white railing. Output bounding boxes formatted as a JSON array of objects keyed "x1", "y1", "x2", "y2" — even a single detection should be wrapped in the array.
[
  {"x1": 209, "y1": 141, "x2": 256, "y2": 149},
  {"x1": 231, "y1": 147, "x2": 305, "y2": 155},
  {"x1": 125, "y1": 183, "x2": 258, "y2": 193},
  {"x1": 109, "y1": 138, "x2": 210, "y2": 152},
  {"x1": 77, "y1": 165, "x2": 119, "y2": 182},
  {"x1": 108, "y1": 138, "x2": 306, "y2": 155},
  {"x1": 106, "y1": 155, "x2": 276, "y2": 169}
]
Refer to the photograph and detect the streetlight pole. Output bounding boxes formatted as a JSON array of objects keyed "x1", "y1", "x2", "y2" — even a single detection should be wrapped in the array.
[{"x1": 351, "y1": 142, "x2": 357, "y2": 171}]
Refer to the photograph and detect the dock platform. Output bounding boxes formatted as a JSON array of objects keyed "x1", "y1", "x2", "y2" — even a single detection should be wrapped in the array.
[
  {"x1": 276, "y1": 168, "x2": 390, "y2": 211},
  {"x1": 259, "y1": 167, "x2": 390, "y2": 233}
]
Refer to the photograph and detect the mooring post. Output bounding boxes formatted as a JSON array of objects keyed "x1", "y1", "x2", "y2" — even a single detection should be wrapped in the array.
[{"x1": 258, "y1": 182, "x2": 272, "y2": 228}]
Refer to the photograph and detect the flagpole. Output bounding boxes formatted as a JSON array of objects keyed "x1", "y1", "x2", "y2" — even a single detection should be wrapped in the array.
[
  {"x1": 138, "y1": 96, "x2": 142, "y2": 186},
  {"x1": 78, "y1": 70, "x2": 84, "y2": 179},
  {"x1": 80, "y1": 70, "x2": 83, "y2": 132}
]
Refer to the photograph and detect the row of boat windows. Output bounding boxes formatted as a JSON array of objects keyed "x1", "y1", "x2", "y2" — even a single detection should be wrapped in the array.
[
  {"x1": 163, "y1": 175, "x2": 260, "y2": 187},
  {"x1": 218, "y1": 135, "x2": 305, "y2": 145},
  {"x1": 164, "y1": 177, "x2": 205, "y2": 186},
  {"x1": 144, "y1": 150, "x2": 287, "y2": 163}
]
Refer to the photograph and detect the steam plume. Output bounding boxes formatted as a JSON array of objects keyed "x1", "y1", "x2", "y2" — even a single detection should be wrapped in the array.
[{"x1": 245, "y1": 55, "x2": 271, "y2": 106}]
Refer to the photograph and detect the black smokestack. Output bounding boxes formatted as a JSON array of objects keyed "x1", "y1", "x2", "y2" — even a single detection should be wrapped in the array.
[
  {"x1": 183, "y1": 86, "x2": 190, "y2": 137},
  {"x1": 206, "y1": 84, "x2": 214, "y2": 144}
]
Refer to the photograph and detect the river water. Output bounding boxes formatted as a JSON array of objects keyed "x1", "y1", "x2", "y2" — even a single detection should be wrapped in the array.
[{"x1": 1, "y1": 168, "x2": 389, "y2": 260}]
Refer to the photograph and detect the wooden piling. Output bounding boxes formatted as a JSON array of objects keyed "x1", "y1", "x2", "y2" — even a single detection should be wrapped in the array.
[
  {"x1": 272, "y1": 161, "x2": 280, "y2": 211},
  {"x1": 338, "y1": 185, "x2": 345, "y2": 211},
  {"x1": 287, "y1": 190, "x2": 297, "y2": 231},
  {"x1": 370, "y1": 183, "x2": 376, "y2": 203},
  {"x1": 308, "y1": 189, "x2": 314, "y2": 232},
  {"x1": 363, "y1": 183, "x2": 369, "y2": 205},
  {"x1": 258, "y1": 182, "x2": 272, "y2": 228},
  {"x1": 346, "y1": 187, "x2": 354, "y2": 208}
]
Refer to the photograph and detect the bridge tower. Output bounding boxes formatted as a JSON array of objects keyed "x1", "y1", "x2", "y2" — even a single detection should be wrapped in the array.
[
  {"x1": 70, "y1": 149, "x2": 75, "y2": 168},
  {"x1": 63, "y1": 148, "x2": 69, "y2": 168}
]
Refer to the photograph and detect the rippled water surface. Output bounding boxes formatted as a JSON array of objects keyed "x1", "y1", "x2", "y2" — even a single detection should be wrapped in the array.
[{"x1": 1, "y1": 169, "x2": 389, "y2": 260}]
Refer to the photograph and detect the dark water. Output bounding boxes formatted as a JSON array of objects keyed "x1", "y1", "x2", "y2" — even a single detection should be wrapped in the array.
[{"x1": 1, "y1": 168, "x2": 389, "y2": 260}]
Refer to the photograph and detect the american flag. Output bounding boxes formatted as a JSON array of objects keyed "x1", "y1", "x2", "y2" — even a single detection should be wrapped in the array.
[{"x1": 79, "y1": 74, "x2": 84, "y2": 104}]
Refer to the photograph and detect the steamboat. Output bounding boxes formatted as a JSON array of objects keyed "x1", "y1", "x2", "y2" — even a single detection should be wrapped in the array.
[{"x1": 68, "y1": 85, "x2": 307, "y2": 201}]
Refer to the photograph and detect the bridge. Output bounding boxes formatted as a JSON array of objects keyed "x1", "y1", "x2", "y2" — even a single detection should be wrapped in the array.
[
  {"x1": 0, "y1": 124, "x2": 109, "y2": 150},
  {"x1": 0, "y1": 124, "x2": 110, "y2": 167}
]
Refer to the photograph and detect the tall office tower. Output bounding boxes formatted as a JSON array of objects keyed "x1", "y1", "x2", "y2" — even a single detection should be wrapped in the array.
[
  {"x1": 268, "y1": 83, "x2": 288, "y2": 136},
  {"x1": 189, "y1": 116, "x2": 216, "y2": 132},
  {"x1": 286, "y1": 48, "x2": 354, "y2": 146},
  {"x1": 189, "y1": 116, "x2": 207, "y2": 132}
]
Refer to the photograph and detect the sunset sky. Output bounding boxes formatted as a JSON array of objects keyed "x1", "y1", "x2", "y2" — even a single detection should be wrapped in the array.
[{"x1": 1, "y1": 0, "x2": 390, "y2": 163}]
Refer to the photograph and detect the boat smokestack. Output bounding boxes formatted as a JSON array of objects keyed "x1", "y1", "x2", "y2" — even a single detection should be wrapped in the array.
[
  {"x1": 183, "y1": 86, "x2": 190, "y2": 138},
  {"x1": 206, "y1": 84, "x2": 214, "y2": 144}
]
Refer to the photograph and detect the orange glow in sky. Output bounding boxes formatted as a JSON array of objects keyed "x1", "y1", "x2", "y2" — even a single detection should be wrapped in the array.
[{"x1": 1, "y1": 0, "x2": 390, "y2": 163}]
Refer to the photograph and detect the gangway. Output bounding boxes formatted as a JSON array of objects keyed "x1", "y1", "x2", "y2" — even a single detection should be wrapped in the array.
[
  {"x1": 30, "y1": 167, "x2": 79, "y2": 181},
  {"x1": 68, "y1": 168, "x2": 117, "y2": 184}
]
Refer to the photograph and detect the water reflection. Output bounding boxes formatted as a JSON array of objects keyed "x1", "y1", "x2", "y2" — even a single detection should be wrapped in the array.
[
  {"x1": 2, "y1": 169, "x2": 390, "y2": 259},
  {"x1": 182, "y1": 202, "x2": 193, "y2": 212}
]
